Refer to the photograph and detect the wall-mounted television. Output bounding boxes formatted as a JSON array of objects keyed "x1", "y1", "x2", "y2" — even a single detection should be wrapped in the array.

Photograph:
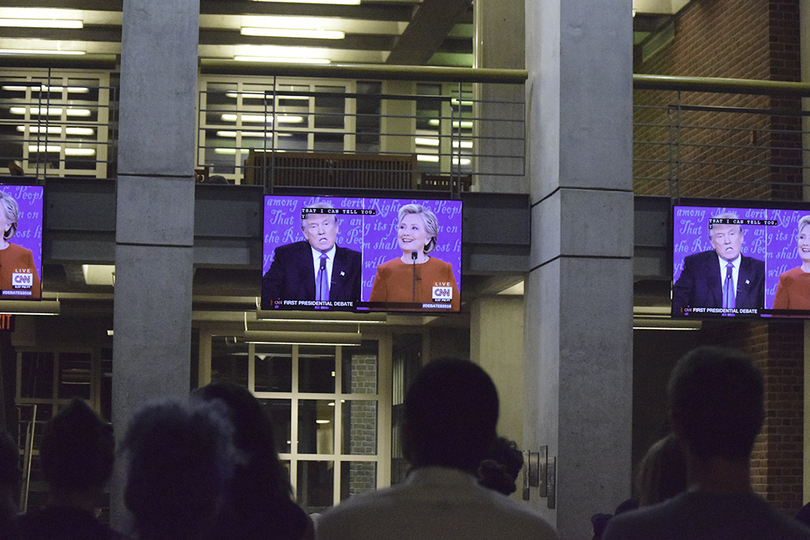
[
  {"x1": 0, "y1": 184, "x2": 44, "y2": 300},
  {"x1": 262, "y1": 195, "x2": 462, "y2": 313},
  {"x1": 672, "y1": 201, "x2": 810, "y2": 318}
]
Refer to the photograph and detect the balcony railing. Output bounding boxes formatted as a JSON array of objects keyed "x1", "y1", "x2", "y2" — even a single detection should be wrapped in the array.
[
  {"x1": 3, "y1": 66, "x2": 810, "y2": 202},
  {"x1": 196, "y1": 65, "x2": 527, "y2": 194},
  {"x1": 633, "y1": 75, "x2": 810, "y2": 202}
]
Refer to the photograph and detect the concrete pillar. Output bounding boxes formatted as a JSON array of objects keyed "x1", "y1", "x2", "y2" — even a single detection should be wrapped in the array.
[
  {"x1": 111, "y1": 0, "x2": 199, "y2": 531},
  {"x1": 471, "y1": 295, "x2": 525, "y2": 444},
  {"x1": 524, "y1": 0, "x2": 634, "y2": 537},
  {"x1": 474, "y1": 0, "x2": 526, "y2": 193}
]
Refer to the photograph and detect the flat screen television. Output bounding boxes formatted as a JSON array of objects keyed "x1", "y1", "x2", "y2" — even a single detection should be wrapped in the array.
[
  {"x1": 261, "y1": 195, "x2": 463, "y2": 313},
  {"x1": 672, "y1": 201, "x2": 810, "y2": 318},
  {"x1": 0, "y1": 184, "x2": 44, "y2": 300}
]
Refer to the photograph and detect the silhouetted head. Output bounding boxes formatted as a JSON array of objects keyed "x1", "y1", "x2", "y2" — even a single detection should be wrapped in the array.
[
  {"x1": 40, "y1": 398, "x2": 114, "y2": 493},
  {"x1": 635, "y1": 433, "x2": 687, "y2": 506},
  {"x1": 477, "y1": 436, "x2": 524, "y2": 495},
  {"x1": 668, "y1": 346, "x2": 764, "y2": 462},
  {"x1": 122, "y1": 399, "x2": 239, "y2": 540},
  {"x1": 193, "y1": 381, "x2": 291, "y2": 500},
  {"x1": 403, "y1": 358, "x2": 499, "y2": 473}
]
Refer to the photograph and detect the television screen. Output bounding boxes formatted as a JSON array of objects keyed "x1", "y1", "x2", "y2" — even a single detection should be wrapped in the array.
[
  {"x1": 0, "y1": 184, "x2": 44, "y2": 300},
  {"x1": 262, "y1": 195, "x2": 463, "y2": 313},
  {"x1": 672, "y1": 202, "x2": 810, "y2": 318}
]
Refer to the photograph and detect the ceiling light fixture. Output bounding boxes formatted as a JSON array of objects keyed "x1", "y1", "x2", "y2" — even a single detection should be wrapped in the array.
[
  {"x1": 251, "y1": 0, "x2": 360, "y2": 5},
  {"x1": 0, "y1": 48, "x2": 84, "y2": 56},
  {"x1": 241, "y1": 27, "x2": 345, "y2": 39}
]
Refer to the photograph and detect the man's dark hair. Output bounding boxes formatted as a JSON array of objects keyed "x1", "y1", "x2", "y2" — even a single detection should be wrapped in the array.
[
  {"x1": 668, "y1": 346, "x2": 764, "y2": 461},
  {"x1": 40, "y1": 398, "x2": 114, "y2": 491},
  {"x1": 403, "y1": 358, "x2": 499, "y2": 472},
  {"x1": 122, "y1": 399, "x2": 238, "y2": 540}
]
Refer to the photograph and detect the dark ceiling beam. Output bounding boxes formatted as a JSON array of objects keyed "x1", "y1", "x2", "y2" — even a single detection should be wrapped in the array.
[
  {"x1": 0, "y1": 26, "x2": 121, "y2": 42},
  {"x1": 385, "y1": 0, "x2": 471, "y2": 65},
  {"x1": 200, "y1": 29, "x2": 396, "y2": 51},
  {"x1": 200, "y1": 0, "x2": 414, "y2": 22},
  {"x1": 0, "y1": 0, "x2": 122, "y2": 9}
]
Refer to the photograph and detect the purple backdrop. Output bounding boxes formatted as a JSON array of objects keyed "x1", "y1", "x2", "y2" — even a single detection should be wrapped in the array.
[
  {"x1": 673, "y1": 205, "x2": 810, "y2": 309},
  {"x1": 263, "y1": 195, "x2": 463, "y2": 302}
]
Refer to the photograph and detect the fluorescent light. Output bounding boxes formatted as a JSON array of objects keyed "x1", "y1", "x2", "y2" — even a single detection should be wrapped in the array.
[
  {"x1": 3, "y1": 85, "x2": 88, "y2": 93},
  {"x1": 225, "y1": 91, "x2": 265, "y2": 99},
  {"x1": 417, "y1": 155, "x2": 439, "y2": 163},
  {"x1": 65, "y1": 148, "x2": 95, "y2": 156},
  {"x1": 17, "y1": 126, "x2": 94, "y2": 136},
  {"x1": 450, "y1": 99, "x2": 473, "y2": 106},
  {"x1": 415, "y1": 137, "x2": 439, "y2": 147},
  {"x1": 10, "y1": 107, "x2": 91, "y2": 117},
  {"x1": 0, "y1": 49, "x2": 84, "y2": 56},
  {"x1": 220, "y1": 113, "x2": 304, "y2": 123},
  {"x1": 427, "y1": 119, "x2": 474, "y2": 129},
  {"x1": 315, "y1": 419, "x2": 331, "y2": 424},
  {"x1": 251, "y1": 0, "x2": 360, "y2": 4},
  {"x1": 82, "y1": 264, "x2": 115, "y2": 286},
  {"x1": 453, "y1": 140, "x2": 473, "y2": 149},
  {"x1": 28, "y1": 145, "x2": 60, "y2": 152},
  {"x1": 214, "y1": 148, "x2": 250, "y2": 155},
  {"x1": 242, "y1": 27, "x2": 345, "y2": 39},
  {"x1": 235, "y1": 55, "x2": 330, "y2": 64},
  {"x1": 216, "y1": 131, "x2": 272, "y2": 138},
  {"x1": 0, "y1": 18, "x2": 82, "y2": 29}
]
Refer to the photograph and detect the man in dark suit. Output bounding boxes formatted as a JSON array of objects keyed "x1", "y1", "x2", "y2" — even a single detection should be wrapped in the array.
[
  {"x1": 261, "y1": 203, "x2": 362, "y2": 309},
  {"x1": 672, "y1": 213, "x2": 765, "y2": 314}
]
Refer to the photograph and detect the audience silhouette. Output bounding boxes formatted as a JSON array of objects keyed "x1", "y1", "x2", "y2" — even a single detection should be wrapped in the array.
[
  {"x1": 0, "y1": 430, "x2": 19, "y2": 539},
  {"x1": 603, "y1": 346, "x2": 810, "y2": 540},
  {"x1": 477, "y1": 436, "x2": 524, "y2": 496},
  {"x1": 121, "y1": 399, "x2": 238, "y2": 540},
  {"x1": 193, "y1": 382, "x2": 314, "y2": 540},
  {"x1": 317, "y1": 358, "x2": 557, "y2": 540},
  {"x1": 17, "y1": 398, "x2": 125, "y2": 540}
]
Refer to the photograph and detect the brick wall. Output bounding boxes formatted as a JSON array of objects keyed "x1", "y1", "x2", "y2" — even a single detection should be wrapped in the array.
[
  {"x1": 633, "y1": 0, "x2": 802, "y2": 199},
  {"x1": 697, "y1": 320, "x2": 804, "y2": 513},
  {"x1": 633, "y1": 0, "x2": 805, "y2": 511},
  {"x1": 345, "y1": 354, "x2": 378, "y2": 496}
]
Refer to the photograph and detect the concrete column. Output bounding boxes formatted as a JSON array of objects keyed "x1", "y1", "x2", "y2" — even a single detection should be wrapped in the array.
[
  {"x1": 111, "y1": 0, "x2": 199, "y2": 531},
  {"x1": 470, "y1": 295, "x2": 525, "y2": 444},
  {"x1": 474, "y1": 0, "x2": 526, "y2": 193},
  {"x1": 524, "y1": 0, "x2": 634, "y2": 537}
]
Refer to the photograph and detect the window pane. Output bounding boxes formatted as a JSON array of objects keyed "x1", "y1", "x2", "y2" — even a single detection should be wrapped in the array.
[
  {"x1": 298, "y1": 399, "x2": 334, "y2": 454},
  {"x1": 340, "y1": 461, "x2": 376, "y2": 501},
  {"x1": 260, "y1": 398, "x2": 292, "y2": 453},
  {"x1": 58, "y1": 352, "x2": 91, "y2": 400},
  {"x1": 341, "y1": 341, "x2": 378, "y2": 394},
  {"x1": 255, "y1": 345, "x2": 292, "y2": 392},
  {"x1": 314, "y1": 86, "x2": 345, "y2": 129},
  {"x1": 20, "y1": 352, "x2": 54, "y2": 399},
  {"x1": 298, "y1": 347, "x2": 335, "y2": 393},
  {"x1": 297, "y1": 461, "x2": 334, "y2": 513},
  {"x1": 210, "y1": 337, "x2": 248, "y2": 387},
  {"x1": 341, "y1": 400, "x2": 377, "y2": 455}
]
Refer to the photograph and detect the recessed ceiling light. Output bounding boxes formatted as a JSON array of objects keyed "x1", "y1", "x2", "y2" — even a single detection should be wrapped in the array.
[
  {"x1": 251, "y1": 0, "x2": 360, "y2": 4},
  {"x1": 241, "y1": 27, "x2": 345, "y2": 39}
]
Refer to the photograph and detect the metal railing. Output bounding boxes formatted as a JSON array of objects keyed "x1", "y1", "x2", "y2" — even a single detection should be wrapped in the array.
[
  {"x1": 0, "y1": 70, "x2": 118, "y2": 181},
  {"x1": 633, "y1": 75, "x2": 810, "y2": 201},
  {"x1": 196, "y1": 65, "x2": 528, "y2": 194}
]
